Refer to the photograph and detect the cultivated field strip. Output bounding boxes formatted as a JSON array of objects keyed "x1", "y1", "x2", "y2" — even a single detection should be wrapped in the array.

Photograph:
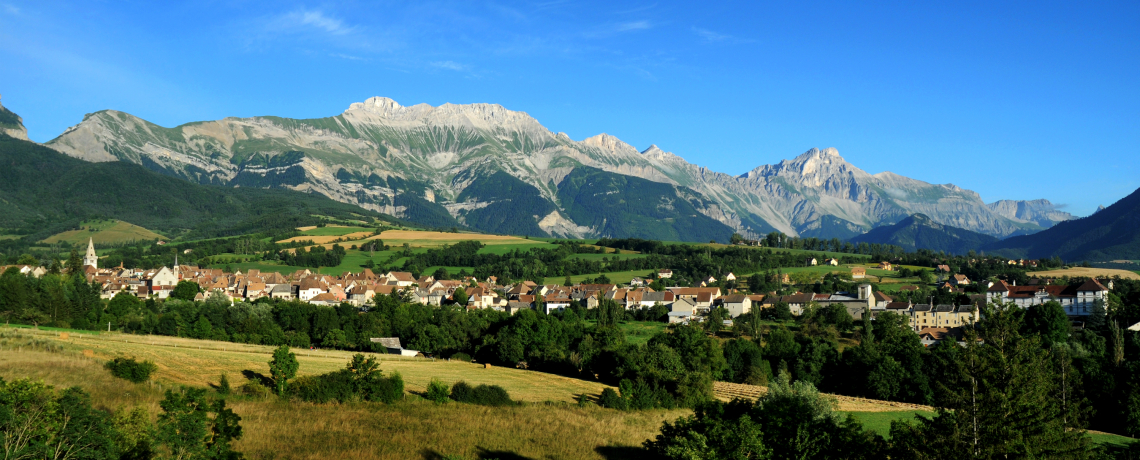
[{"x1": 713, "y1": 381, "x2": 934, "y2": 412}]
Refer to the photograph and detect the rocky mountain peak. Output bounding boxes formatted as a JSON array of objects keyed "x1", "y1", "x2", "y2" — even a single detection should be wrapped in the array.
[
  {"x1": 343, "y1": 96, "x2": 541, "y2": 129},
  {"x1": 742, "y1": 147, "x2": 865, "y2": 181},
  {"x1": 0, "y1": 96, "x2": 29, "y2": 141},
  {"x1": 582, "y1": 133, "x2": 639, "y2": 156}
]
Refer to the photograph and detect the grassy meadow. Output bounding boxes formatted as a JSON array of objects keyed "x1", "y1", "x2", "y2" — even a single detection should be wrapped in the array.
[
  {"x1": 2, "y1": 327, "x2": 1132, "y2": 458},
  {"x1": 41, "y1": 219, "x2": 165, "y2": 245},
  {"x1": 0, "y1": 329, "x2": 679, "y2": 460}
]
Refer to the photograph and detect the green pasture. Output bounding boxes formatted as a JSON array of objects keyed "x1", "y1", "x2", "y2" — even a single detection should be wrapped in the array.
[
  {"x1": 544, "y1": 269, "x2": 656, "y2": 286},
  {"x1": 299, "y1": 226, "x2": 373, "y2": 237},
  {"x1": 568, "y1": 253, "x2": 649, "y2": 261}
]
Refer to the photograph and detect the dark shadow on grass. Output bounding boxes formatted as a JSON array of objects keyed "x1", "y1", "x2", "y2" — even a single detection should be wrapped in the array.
[
  {"x1": 596, "y1": 445, "x2": 656, "y2": 460},
  {"x1": 420, "y1": 448, "x2": 536, "y2": 460},
  {"x1": 241, "y1": 369, "x2": 273, "y2": 388}
]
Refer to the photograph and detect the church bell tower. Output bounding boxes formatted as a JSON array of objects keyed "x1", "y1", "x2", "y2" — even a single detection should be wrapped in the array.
[{"x1": 83, "y1": 238, "x2": 98, "y2": 270}]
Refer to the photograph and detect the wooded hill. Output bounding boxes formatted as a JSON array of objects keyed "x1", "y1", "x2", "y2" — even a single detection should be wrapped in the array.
[
  {"x1": 0, "y1": 134, "x2": 393, "y2": 244},
  {"x1": 848, "y1": 213, "x2": 998, "y2": 255},
  {"x1": 984, "y1": 185, "x2": 1140, "y2": 261}
]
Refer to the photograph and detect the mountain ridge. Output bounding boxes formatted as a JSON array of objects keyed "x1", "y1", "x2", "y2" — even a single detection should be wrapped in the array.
[
  {"x1": 984, "y1": 186, "x2": 1140, "y2": 261},
  {"x1": 849, "y1": 213, "x2": 999, "y2": 255},
  {"x1": 43, "y1": 96, "x2": 1070, "y2": 241}
]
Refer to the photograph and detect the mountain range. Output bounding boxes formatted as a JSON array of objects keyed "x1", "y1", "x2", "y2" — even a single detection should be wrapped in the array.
[{"x1": 25, "y1": 97, "x2": 1075, "y2": 241}]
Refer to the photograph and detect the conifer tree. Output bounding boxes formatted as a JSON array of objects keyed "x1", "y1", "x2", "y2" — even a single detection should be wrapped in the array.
[{"x1": 890, "y1": 301, "x2": 1093, "y2": 459}]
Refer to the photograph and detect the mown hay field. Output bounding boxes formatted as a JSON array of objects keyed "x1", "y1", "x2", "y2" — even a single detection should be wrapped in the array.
[
  {"x1": 1030, "y1": 267, "x2": 1140, "y2": 280},
  {"x1": 20, "y1": 329, "x2": 611, "y2": 404},
  {"x1": 0, "y1": 332, "x2": 680, "y2": 460}
]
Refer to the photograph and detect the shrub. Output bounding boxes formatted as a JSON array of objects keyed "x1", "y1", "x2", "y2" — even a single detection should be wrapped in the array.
[
  {"x1": 449, "y1": 352, "x2": 472, "y2": 362},
  {"x1": 450, "y1": 381, "x2": 514, "y2": 406},
  {"x1": 288, "y1": 355, "x2": 404, "y2": 404},
  {"x1": 104, "y1": 357, "x2": 157, "y2": 383},
  {"x1": 239, "y1": 381, "x2": 273, "y2": 398},
  {"x1": 450, "y1": 381, "x2": 473, "y2": 403},
  {"x1": 217, "y1": 373, "x2": 231, "y2": 395},
  {"x1": 370, "y1": 371, "x2": 404, "y2": 404},
  {"x1": 426, "y1": 379, "x2": 450, "y2": 404},
  {"x1": 598, "y1": 388, "x2": 627, "y2": 410}
]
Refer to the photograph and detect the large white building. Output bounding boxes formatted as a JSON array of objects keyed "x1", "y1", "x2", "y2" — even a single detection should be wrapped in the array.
[{"x1": 986, "y1": 279, "x2": 1109, "y2": 316}]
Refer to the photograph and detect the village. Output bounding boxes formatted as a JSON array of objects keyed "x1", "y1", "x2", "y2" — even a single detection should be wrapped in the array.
[{"x1": 1, "y1": 238, "x2": 1112, "y2": 348}]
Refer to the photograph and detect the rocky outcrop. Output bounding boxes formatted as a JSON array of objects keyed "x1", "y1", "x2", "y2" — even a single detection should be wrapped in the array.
[
  {"x1": 43, "y1": 96, "x2": 1060, "y2": 240},
  {"x1": 0, "y1": 97, "x2": 29, "y2": 141},
  {"x1": 987, "y1": 199, "x2": 1074, "y2": 228}
]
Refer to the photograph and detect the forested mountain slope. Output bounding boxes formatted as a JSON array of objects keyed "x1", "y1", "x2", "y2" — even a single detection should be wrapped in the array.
[
  {"x1": 0, "y1": 133, "x2": 390, "y2": 241},
  {"x1": 985, "y1": 186, "x2": 1140, "y2": 261},
  {"x1": 849, "y1": 213, "x2": 997, "y2": 255}
]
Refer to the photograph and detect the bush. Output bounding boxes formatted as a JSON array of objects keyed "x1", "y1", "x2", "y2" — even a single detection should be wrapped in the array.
[
  {"x1": 287, "y1": 355, "x2": 404, "y2": 404},
  {"x1": 450, "y1": 381, "x2": 514, "y2": 406},
  {"x1": 450, "y1": 381, "x2": 473, "y2": 403},
  {"x1": 598, "y1": 388, "x2": 627, "y2": 410},
  {"x1": 449, "y1": 352, "x2": 472, "y2": 362},
  {"x1": 104, "y1": 357, "x2": 157, "y2": 383},
  {"x1": 371, "y1": 371, "x2": 404, "y2": 404},
  {"x1": 426, "y1": 379, "x2": 450, "y2": 404},
  {"x1": 240, "y1": 381, "x2": 273, "y2": 398},
  {"x1": 217, "y1": 373, "x2": 231, "y2": 395}
]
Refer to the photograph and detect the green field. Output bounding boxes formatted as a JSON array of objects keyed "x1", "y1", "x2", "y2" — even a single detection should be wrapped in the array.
[
  {"x1": 299, "y1": 225, "x2": 373, "y2": 236},
  {"x1": 846, "y1": 410, "x2": 932, "y2": 438},
  {"x1": 569, "y1": 253, "x2": 649, "y2": 261},
  {"x1": 545, "y1": 269, "x2": 657, "y2": 286},
  {"x1": 1088, "y1": 431, "x2": 1138, "y2": 447},
  {"x1": 41, "y1": 219, "x2": 165, "y2": 245}
]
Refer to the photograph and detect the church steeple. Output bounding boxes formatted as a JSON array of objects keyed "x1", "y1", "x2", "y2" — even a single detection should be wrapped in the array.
[{"x1": 83, "y1": 238, "x2": 98, "y2": 270}]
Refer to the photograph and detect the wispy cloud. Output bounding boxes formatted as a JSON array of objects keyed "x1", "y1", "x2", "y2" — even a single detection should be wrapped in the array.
[
  {"x1": 430, "y1": 60, "x2": 468, "y2": 71},
  {"x1": 1, "y1": 3, "x2": 20, "y2": 15},
  {"x1": 583, "y1": 19, "x2": 654, "y2": 38},
  {"x1": 331, "y1": 53, "x2": 367, "y2": 61},
  {"x1": 267, "y1": 9, "x2": 355, "y2": 36},
  {"x1": 693, "y1": 27, "x2": 728, "y2": 42},
  {"x1": 616, "y1": 20, "x2": 652, "y2": 32}
]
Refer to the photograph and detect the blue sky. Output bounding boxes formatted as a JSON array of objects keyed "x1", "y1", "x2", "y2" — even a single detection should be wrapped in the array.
[{"x1": 1, "y1": 1, "x2": 1137, "y2": 216}]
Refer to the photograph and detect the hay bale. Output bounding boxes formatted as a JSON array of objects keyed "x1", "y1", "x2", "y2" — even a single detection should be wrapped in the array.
[
  {"x1": 59, "y1": 332, "x2": 69, "y2": 340},
  {"x1": 82, "y1": 349, "x2": 94, "y2": 357},
  {"x1": 484, "y1": 363, "x2": 492, "y2": 369}
]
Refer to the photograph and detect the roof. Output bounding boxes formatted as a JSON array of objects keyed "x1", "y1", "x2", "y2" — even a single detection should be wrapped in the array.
[
  {"x1": 371, "y1": 337, "x2": 402, "y2": 348},
  {"x1": 722, "y1": 294, "x2": 749, "y2": 303},
  {"x1": 388, "y1": 272, "x2": 416, "y2": 282},
  {"x1": 913, "y1": 304, "x2": 932, "y2": 312},
  {"x1": 310, "y1": 293, "x2": 338, "y2": 302},
  {"x1": 873, "y1": 291, "x2": 893, "y2": 302},
  {"x1": 918, "y1": 327, "x2": 954, "y2": 340},
  {"x1": 934, "y1": 304, "x2": 956, "y2": 313},
  {"x1": 885, "y1": 301, "x2": 912, "y2": 310},
  {"x1": 299, "y1": 277, "x2": 324, "y2": 291},
  {"x1": 1077, "y1": 279, "x2": 1108, "y2": 292},
  {"x1": 988, "y1": 280, "x2": 1011, "y2": 293}
]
